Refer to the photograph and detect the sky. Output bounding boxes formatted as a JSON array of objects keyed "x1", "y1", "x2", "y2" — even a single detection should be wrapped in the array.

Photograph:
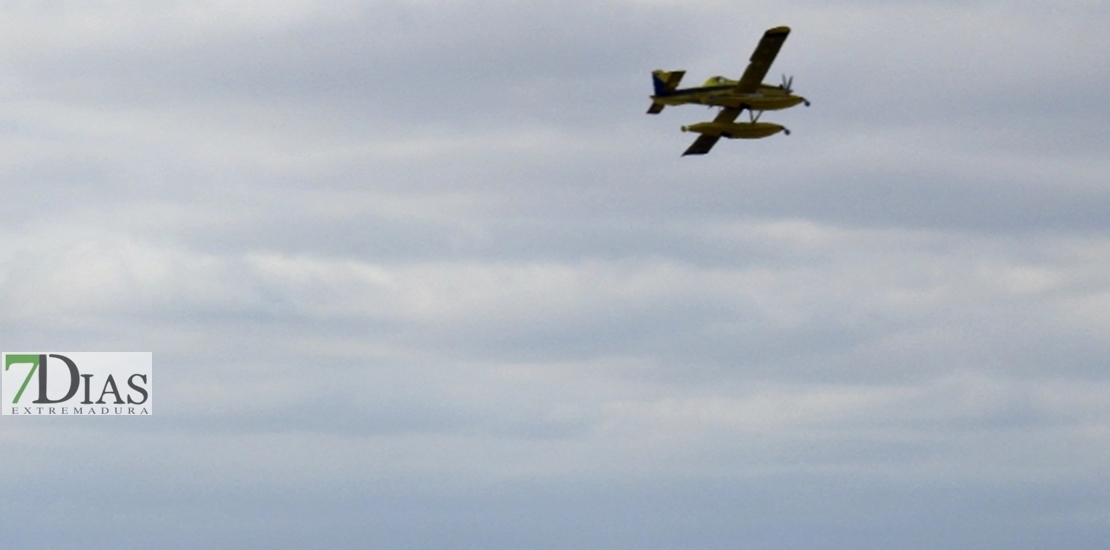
[{"x1": 1, "y1": 0, "x2": 1109, "y2": 548}]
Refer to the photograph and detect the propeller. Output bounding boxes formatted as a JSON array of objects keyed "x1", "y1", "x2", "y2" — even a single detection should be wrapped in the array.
[
  {"x1": 780, "y1": 74, "x2": 794, "y2": 94},
  {"x1": 781, "y1": 74, "x2": 811, "y2": 106}
]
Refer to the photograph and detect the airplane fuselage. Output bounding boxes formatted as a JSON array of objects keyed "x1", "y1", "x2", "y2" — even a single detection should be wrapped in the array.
[{"x1": 652, "y1": 81, "x2": 806, "y2": 112}]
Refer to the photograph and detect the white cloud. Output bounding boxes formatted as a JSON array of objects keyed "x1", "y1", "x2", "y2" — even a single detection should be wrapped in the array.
[{"x1": 1, "y1": 0, "x2": 1109, "y2": 546}]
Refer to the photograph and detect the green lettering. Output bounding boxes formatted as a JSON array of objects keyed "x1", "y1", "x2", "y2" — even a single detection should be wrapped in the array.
[{"x1": 4, "y1": 354, "x2": 41, "y2": 404}]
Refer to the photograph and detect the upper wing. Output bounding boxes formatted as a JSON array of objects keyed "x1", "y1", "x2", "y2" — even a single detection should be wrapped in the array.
[
  {"x1": 733, "y1": 26, "x2": 790, "y2": 94},
  {"x1": 682, "y1": 107, "x2": 743, "y2": 156}
]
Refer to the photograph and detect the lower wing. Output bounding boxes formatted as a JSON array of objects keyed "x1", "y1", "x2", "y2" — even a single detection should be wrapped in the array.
[{"x1": 681, "y1": 107, "x2": 743, "y2": 156}]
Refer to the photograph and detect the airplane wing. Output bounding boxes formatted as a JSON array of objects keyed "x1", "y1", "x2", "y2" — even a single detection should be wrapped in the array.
[
  {"x1": 682, "y1": 133, "x2": 722, "y2": 156},
  {"x1": 682, "y1": 106, "x2": 743, "y2": 156},
  {"x1": 733, "y1": 26, "x2": 790, "y2": 94}
]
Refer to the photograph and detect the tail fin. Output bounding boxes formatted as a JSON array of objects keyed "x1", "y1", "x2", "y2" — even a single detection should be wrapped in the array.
[
  {"x1": 647, "y1": 70, "x2": 685, "y2": 114},
  {"x1": 652, "y1": 70, "x2": 685, "y2": 95}
]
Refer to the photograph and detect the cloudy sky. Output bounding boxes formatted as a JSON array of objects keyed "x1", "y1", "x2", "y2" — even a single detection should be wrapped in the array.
[{"x1": 2, "y1": 0, "x2": 1109, "y2": 548}]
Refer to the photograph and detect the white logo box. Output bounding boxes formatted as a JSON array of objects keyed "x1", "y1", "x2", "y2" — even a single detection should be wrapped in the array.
[{"x1": 2, "y1": 352, "x2": 152, "y2": 415}]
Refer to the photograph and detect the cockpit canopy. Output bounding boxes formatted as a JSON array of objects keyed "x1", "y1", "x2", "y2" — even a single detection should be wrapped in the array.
[{"x1": 703, "y1": 75, "x2": 736, "y2": 87}]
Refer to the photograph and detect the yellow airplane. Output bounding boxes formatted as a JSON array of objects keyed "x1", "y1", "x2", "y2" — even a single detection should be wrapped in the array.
[{"x1": 648, "y1": 26, "x2": 809, "y2": 156}]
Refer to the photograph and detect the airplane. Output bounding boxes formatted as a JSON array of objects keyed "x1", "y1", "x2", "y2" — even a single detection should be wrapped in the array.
[{"x1": 647, "y1": 26, "x2": 809, "y2": 156}]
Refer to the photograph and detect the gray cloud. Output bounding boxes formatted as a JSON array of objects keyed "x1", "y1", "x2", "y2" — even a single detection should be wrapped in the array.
[{"x1": 1, "y1": 0, "x2": 1108, "y2": 547}]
